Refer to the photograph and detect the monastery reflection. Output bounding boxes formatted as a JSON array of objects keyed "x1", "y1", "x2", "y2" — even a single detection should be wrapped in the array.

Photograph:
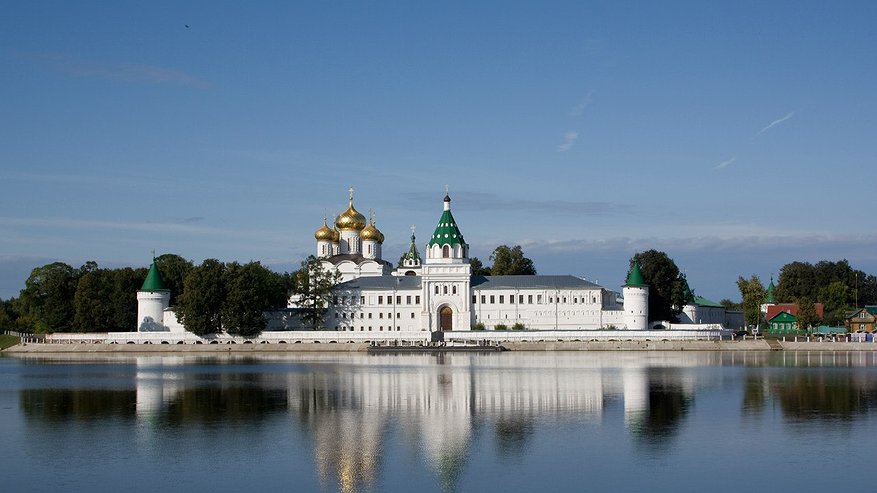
[{"x1": 19, "y1": 351, "x2": 877, "y2": 493}]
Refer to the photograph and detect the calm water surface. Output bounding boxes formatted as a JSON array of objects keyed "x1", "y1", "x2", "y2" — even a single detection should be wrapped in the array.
[{"x1": 2, "y1": 351, "x2": 877, "y2": 493}]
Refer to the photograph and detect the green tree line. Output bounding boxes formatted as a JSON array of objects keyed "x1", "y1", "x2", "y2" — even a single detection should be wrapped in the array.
[{"x1": 0, "y1": 254, "x2": 299, "y2": 336}]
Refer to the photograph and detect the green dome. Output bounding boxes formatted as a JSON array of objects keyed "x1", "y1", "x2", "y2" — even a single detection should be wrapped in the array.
[{"x1": 140, "y1": 261, "x2": 169, "y2": 291}]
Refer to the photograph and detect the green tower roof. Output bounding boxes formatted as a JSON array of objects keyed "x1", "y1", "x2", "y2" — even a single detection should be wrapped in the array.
[
  {"x1": 403, "y1": 233, "x2": 421, "y2": 262},
  {"x1": 428, "y1": 195, "x2": 467, "y2": 247},
  {"x1": 680, "y1": 274, "x2": 695, "y2": 304},
  {"x1": 625, "y1": 261, "x2": 648, "y2": 287},
  {"x1": 765, "y1": 277, "x2": 776, "y2": 303},
  {"x1": 140, "y1": 260, "x2": 169, "y2": 291}
]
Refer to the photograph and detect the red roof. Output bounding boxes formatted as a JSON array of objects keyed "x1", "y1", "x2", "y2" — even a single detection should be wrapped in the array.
[{"x1": 766, "y1": 303, "x2": 824, "y2": 321}]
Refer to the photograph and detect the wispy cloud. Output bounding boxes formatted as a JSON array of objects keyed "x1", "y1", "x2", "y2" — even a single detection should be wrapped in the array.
[
  {"x1": 714, "y1": 156, "x2": 736, "y2": 170},
  {"x1": 570, "y1": 91, "x2": 594, "y2": 117},
  {"x1": 557, "y1": 131, "x2": 579, "y2": 152},
  {"x1": 401, "y1": 191, "x2": 628, "y2": 216},
  {"x1": 758, "y1": 111, "x2": 795, "y2": 134},
  {"x1": 0, "y1": 216, "x2": 286, "y2": 242},
  {"x1": 38, "y1": 53, "x2": 211, "y2": 89}
]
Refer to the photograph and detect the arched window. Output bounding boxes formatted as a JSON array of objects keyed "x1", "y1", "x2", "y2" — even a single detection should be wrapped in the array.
[
  {"x1": 443, "y1": 285, "x2": 448, "y2": 295},
  {"x1": 452, "y1": 285, "x2": 457, "y2": 295},
  {"x1": 442, "y1": 245, "x2": 450, "y2": 258}
]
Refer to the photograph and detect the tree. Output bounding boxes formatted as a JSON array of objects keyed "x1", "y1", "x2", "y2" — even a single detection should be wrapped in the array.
[
  {"x1": 489, "y1": 245, "x2": 536, "y2": 275},
  {"x1": 819, "y1": 281, "x2": 851, "y2": 326},
  {"x1": 736, "y1": 275, "x2": 766, "y2": 329},
  {"x1": 470, "y1": 257, "x2": 491, "y2": 276},
  {"x1": 177, "y1": 259, "x2": 226, "y2": 335},
  {"x1": 795, "y1": 297, "x2": 821, "y2": 333},
  {"x1": 0, "y1": 297, "x2": 23, "y2": 331},
  {"x1": 629, "y1": 250, "x2": 685, "y2": 323},
  {"x1": 291, "y1": 256, "x2": 340, "y2": 330},
  {"x1": 73, "y1": 268, "x2": 115, "y2": 332},
  {"x1": 17, "y1": 262, "x2": 78, "y2": 333},
  {"x1": 222, "y1": 262, "x2": 289, "y2": 337},
  {"x1": 720, "y1": 299, "x2": 742, "y2": 310},
  {"x1": 154, "y1": 254, "x2": 193, "y2": 307}
]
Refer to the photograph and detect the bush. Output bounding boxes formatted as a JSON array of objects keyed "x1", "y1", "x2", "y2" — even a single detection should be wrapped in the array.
[
  {"x1": 511, "y1": 322, "x2": 525, "y2": 331},
  {"x1": 494, "y1": 324, "x2": 508, "y2": 331},
  {"x1": 472, "y1": 322, "x2": 486, "y2": 331}
]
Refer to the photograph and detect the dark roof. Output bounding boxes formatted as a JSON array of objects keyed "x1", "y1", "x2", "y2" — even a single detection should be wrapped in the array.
[
  {"x1": 471, "y1": 275, "x2": 601, "y2": 290},
  {"x1": 337, "y1": 276, "x2": 422, "y2": 291},
  {"x1": 324, "y1": 254, "x2": 393, "y2": 268}
]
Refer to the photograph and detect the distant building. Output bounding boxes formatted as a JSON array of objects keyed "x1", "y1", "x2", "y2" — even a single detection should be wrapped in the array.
[
  {"x1": 765, "y1": 303, "x2": 825, "y2": 334},
  {"x1": 846, "y1": 306, "x2": 877, "y2": 333}
]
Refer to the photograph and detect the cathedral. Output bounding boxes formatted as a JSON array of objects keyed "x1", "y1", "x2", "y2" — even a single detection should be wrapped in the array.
[{"x1": 305, "y1": 189, "x2": 649, "y2": 332}]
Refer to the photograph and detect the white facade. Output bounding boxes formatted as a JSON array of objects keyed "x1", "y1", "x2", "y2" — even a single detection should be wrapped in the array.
[{"x1": 305, "y1": 192, "x2": 634, "y2": 332}]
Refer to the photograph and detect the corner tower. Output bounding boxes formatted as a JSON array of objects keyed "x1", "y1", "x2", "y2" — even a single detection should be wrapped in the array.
[
  {"x1": 623, "y1": 260, "x2": 649, "y2": 330},
  {"x1": 137, "y1": 258, "x2": 170, "y2": 331}
]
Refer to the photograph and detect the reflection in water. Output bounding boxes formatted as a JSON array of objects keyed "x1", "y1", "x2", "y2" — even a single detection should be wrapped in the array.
[{"x1": 11, "y1": 351, "x2": 877, "y2": 493}]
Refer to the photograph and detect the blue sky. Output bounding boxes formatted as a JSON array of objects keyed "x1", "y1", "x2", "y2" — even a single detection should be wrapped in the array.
[{"x1": 2, "y1": 1, "x2": 876, "y2": 301}]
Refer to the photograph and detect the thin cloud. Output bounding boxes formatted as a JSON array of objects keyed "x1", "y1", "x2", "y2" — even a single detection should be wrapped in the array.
[
  {"x1": 557, "y1": 131, "x2": 579, "y2": 152},
  {"x1": 40, "y1": 53, "x2": 211, "y2": 89},
  {"x1": 758, "y1": 111, "x2": 795, "y2": 134},
  {"x1": 714, "y1": 156, "x2": 736, "y2": 170},
  {"x1": 400, "y1": 191, "x2": 628, "y2": 216},
  {"x1": 570, "y1": 91, "x2": 594, "y2": 117}
]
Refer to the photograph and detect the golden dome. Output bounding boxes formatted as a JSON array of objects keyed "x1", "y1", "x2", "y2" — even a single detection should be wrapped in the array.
[
  {"x1": 314, "y1": 220, "x2": 334, "y2": 241},
  {"x1": 331, "y1": 227, "x2": 340, "y2": 242},
  {"x1": 334, "y1": 200, "x2": 366, "y2": 231},
  {"x1": 360, "y1": 221, "x2": 384, "y2": 243}
]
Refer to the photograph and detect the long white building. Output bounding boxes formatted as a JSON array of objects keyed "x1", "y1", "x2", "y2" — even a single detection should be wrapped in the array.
[{"x1": 309, "y1": 190, "x2": 649, "y2": 332}]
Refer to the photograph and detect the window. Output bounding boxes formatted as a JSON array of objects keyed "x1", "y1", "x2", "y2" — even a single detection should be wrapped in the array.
[
  {"x1": 442, "y1": 245, "x2": 450, "y2": 258},
  {"x1": 528, "y1": 295, "x2": 533, "y2": 304},
  {"x1": 361, "y1": 296, "x2": 365, "y2": 304},
  {"x1": 416, "y1": 296, "x2": 420, "y2": 304},
  {"x1": 499, "y1": 295, "x2": 504, "y2": 304},
  {"x1": 388, "y1": 313, "x2": 392, "y2": 319},
  {"x1": 334, "y1": 313, "x2": 339, "y2": 319},
  {"x1": 443, "y1": 285, "x2": 448, "y2": 295},
  {"x1": 368, "y1": 313, "x2": 372, "y2": 319},
  {"x1": 406, "y1": 295, "x2": 411, "y2": 304},
  {"x1": 379, "y1": 313, "x2": 383, "y2": 319},
  {"x1": 519, "y1": 295, "x2": 523, "y2": 304},
  {"x1": 396, "y1": 296, "x2": 401, "y2": 304},
  {"x1": 490, "y1": 295, "x2": 495, "y2": 304},
  {"x1": 378, "y1": 296, "x2": 383, "y2": 305},
  {"x1": 481, "y1": 295, "x2": 486, "y2": 303},
  {"x1": 537, "y1": 295, "x2": 542, "y2": 303},
  {"x1": 473, "y1": 295, "x2": 477, "y2": 304},
  {"x1": 452, "y1": 285, "x2": 457, "y2": 294},
  {"x1": 411, "y1": 313, "x2": 415, "y2": 319},
  {"x1": 435, "y1": 285, "x2": 439, "y2": 294}
]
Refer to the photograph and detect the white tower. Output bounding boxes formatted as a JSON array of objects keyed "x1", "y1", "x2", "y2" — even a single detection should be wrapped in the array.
[
  {"x1": 137, "y1": 259, "x2": 170, "y2": 332},
  {"x1": 314, "y1": 217, "x2": 336, "y2": 258},
  {"x1": 421, "y1": 192, "x2": 472, "y2": 332},
  {"x1": 623, "y1": 260, "x2": 649, "y2": 330}
]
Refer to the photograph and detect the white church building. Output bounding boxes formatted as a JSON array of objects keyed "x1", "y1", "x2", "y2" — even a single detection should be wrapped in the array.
[{"x1": 302, "y1": 190, "x2": 649, "y2": 332}]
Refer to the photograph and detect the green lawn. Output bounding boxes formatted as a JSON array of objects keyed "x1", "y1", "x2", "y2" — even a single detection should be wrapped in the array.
[{"x1": 0, "y1": 334, "x2": 21, "y2": 350}]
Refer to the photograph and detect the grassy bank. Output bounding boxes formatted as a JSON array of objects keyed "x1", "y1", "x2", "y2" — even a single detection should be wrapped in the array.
[{"x1": 0, "y1": 334, "x2": 21, "y2": 350}]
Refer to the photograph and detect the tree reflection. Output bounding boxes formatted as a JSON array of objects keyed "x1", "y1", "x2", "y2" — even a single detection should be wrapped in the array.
[
  {"x1": 629, "y1": 369, "x2": 692, "y2": 451},
  {"x1": 21, "y1": 389, "x2": 136, "y2": 421},
  {"x1": 495, "y1": 415, "x2": 534, "y2": 458},
  {"x1": 771, "y1": 372, "x2": 877, "y2": 422}
]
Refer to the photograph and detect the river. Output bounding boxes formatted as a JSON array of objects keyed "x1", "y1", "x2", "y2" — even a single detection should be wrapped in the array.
[{"x1": 2, "y1": 351, "x2": 876, "y2": 493}]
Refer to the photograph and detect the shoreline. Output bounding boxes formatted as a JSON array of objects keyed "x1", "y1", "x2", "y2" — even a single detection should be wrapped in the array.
[{"x1": 5, "y1": 339, "x2": 877, "y2": 353}]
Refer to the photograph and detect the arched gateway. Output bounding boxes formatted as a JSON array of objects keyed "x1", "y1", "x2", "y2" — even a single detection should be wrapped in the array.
[{"x1": 439, "y1": 306, "x2": 453, "y2": 331}]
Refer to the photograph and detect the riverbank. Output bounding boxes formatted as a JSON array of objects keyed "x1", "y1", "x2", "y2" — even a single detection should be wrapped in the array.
[{"x1": 5, "y1": 339, "x2": 877, "y2": 353}]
